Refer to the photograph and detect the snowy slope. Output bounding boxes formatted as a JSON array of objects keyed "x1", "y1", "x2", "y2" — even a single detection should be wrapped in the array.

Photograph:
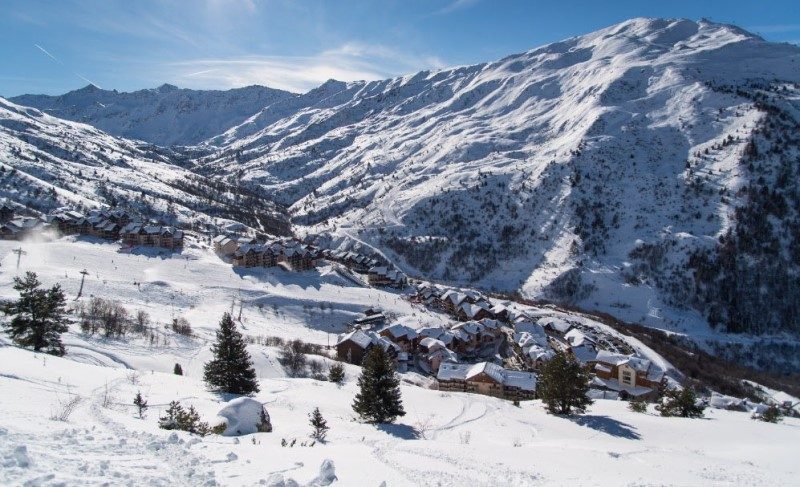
[
  {"x1": 10, "y1": 84, "x2": 295, "y2": 146},
  {"x1": 194, "y1": 18, "x2": 800, "y2": 339},
  {"x1": 0, "y1": 97, "x2": 289, "y2": 234},
  {"x1": 1, "y1": 238, "x2": 799, "y2": 485}
]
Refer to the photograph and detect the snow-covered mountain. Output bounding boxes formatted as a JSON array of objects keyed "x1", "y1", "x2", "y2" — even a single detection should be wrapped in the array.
[
  {"x1": 194, "y1": 18, "x2": 800, "y2": 337},
  {"x1": 6, "y1": 17, "x2": 800, "y2": 340},
  {"x1": 0, "y1": 97, "x2": 289, "y2": 234},
  {"x1": 10, "y1": 84, "x2": 294, "y2": 146}
]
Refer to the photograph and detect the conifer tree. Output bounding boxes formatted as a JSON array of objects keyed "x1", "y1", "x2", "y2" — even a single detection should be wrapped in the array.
[
  {"x1": 352, "y1": 346, "x2": 405, "y2": 423},
  {"x1": 538, "y1": 351, "x2": 592, "y2": 415},
  {"x1": 656, "y1": 386, "x2": 705, "y2": 418},
  {"x1": 133, "y1": 391, "x2": 148, "y2": 419},
  {"x1": 203, "y1": 313, "x2": 259, "y2": 395},
  {"x1": 755, "y1": 404, "x2": 783, "y2": 423},
  {"x1": 159, "y1": 400, "x2": 184, "y2": 430},
  {"x1": 309, "y1": 407, "x2": 329, "y2": 442},
  {"x1": 2, "y1": 272, "x2": 69, "y2": 356},
  {"x1": 174, "y1": 363, "x2": 183, "y2": 375},
  {"x1": 328, "y1": 361, "x2": 345, "y2": 385}
]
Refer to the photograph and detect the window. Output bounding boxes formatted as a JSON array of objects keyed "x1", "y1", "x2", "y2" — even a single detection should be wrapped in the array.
[{"x1": 621, "y1": 370, "x2": 633, "y2": 385}]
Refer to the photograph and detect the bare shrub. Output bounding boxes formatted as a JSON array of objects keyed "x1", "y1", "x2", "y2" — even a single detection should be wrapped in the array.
[{"x1": 50, "y1": 394, "x2": 83, "y2": 421}]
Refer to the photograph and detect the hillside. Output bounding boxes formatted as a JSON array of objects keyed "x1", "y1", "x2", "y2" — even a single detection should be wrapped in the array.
[
  {"x1": 10, "y1": 84, "x2": 294, "y2": 146},
  {"x1": 0, "y1": 236, "x2": 798, "y2": 486},
  {"x1": 0, "y1": 97, "x2": 289, "y2": 234},
  {"x1": 192, "y1": 18, "x2": 800, "y2": 340}
]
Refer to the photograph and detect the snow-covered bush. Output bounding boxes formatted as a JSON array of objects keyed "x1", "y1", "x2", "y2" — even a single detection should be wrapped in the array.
[{"x1": 216, "y1": 397, "x2": 272, "y2": 436}]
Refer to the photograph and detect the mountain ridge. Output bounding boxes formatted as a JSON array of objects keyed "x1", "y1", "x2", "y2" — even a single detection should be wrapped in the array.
[{"x1": 4, "y1": 17, "x2": 800, "y2": 346}]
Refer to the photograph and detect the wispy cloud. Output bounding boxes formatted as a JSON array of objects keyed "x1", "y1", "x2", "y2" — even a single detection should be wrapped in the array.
[
  {"x1": 435, "y1": 0, "x2": 480, "y2": 15},
  {"x1": 169, "y1": 42, "x2": 448, "y2": 93}
]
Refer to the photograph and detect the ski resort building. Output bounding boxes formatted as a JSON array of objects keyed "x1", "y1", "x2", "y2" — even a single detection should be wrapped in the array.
[
  {"x1": 336, "y1": 330, "x2": 401, "y2": 366},
  {"x1": 436, "y1": 362, "x2": 536, "y2": 401},
  {"x1": 590, "y1": 350, "x2": 665, "y2": 399}
]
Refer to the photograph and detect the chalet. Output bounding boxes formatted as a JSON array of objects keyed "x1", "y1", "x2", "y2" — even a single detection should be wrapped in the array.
[
  {"x1": 490, "y1": 304, "x2": 511, "y2": 322},
  {"x1": 440, "y1": 290, "x2": 468, "y2": 312},
  {"x1": 46, "y1": 210, "x2": 84, "y2": 234},
  {"x1": 0, "y1": 217, "x2": 43, "y2": 240},
  {"x1": 335, "y1": 330, "x2": 400, "y2": 366},
  {"x1": 436, "y1": 362, "x2": 536, "y2": 401},
  {"x1": 336, "y1": 330, "x2": 373, "y2": 365},
  {"x1": 212, "y1": 235, "x2": 238, "y2": 256},
  {"x1": 0, "y1": 202, "x2": 14, "y2": 222},
  {"x1": 232, "y1": 244, "x2": 261, "y2": 267},
  {"x1": 539, "y1": 317, "x2": 573, "y2": 336},
  {"x1": 378, "y1": 324, "x2": 418, "y2": 352},
  {"x1": 366, "y1": 266, "x2": 407, "y2": 288},
  {"x1": 513, "y1": 321, "x2": 555, "y2": 369},
  {"x1": 590, "y1": 350, "x2": 665, "y2": 400},
  {"x1": 418, "y1": 337, "x2": 457, "y2": 373},
  {"x1": 277, "y1": 244, "x2": 315, "y2": 271},
  {"x1": 120, "y1": 223, "x2": 183, "y2": 249},
  {"x1": 455, "y1": 302, "x2": 493, "y2": 321}
]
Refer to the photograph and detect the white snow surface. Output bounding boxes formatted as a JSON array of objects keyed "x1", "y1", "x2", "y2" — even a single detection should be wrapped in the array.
[
  {"x1": 0, "y1": 238, "x2": 798, "y2": 485},
  {"x1": 217, "y1": 397, "x2": 268, "y2": 436}
]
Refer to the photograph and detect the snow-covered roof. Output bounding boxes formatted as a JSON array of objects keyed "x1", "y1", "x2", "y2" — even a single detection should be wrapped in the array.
[
  {"x1": 419, "y1": 337, "x2": 446, "y2": 351},
  {"x1": 538, "y1": 317, "x2": 573, "y2": 334},
  {"x1": 337, "y1": 330, "x2": 373, "y2": 349},
  {"x1": 591, "y1": 376, "x2": 653, "y2": 397},
  {"x1": 381, "y1": 324, "x2": 418, "y2": 340},
  {"x1": 436, "y1": 362, "x2": 536, "y2": 391},
  {"x1": 594, "y1": 350, "x2": 650, "y2": 372}
]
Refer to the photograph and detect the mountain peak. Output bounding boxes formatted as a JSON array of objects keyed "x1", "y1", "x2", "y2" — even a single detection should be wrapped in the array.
[{"x1": 156, "y1": 83, "x2": 180, "y2": 92}]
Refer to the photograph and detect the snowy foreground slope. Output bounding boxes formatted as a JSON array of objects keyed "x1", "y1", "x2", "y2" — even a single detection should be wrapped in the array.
[
  {"x1": 193, "y1": 17, "x2": 800, "y2": 338},
  {"x1": 0, "y1": 238, "x2": 798, "y2": 485},
  {"x1": 2, "y1": 338, "x2": 799, "y2": 486},
  {"x1": 10, "y1": 84, "x2": 295, "y2": 146}
]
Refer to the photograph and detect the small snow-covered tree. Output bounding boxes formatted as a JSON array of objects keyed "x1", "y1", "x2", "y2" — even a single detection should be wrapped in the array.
[
  {"x1": 203, "y1": 313, "x2": 259, "y2": 395},
  {"x1": 328, "y1": 361, "x2": 345, "y2": 385},
  {"x1": 2, "y1": 272, "x2": 69, "y2": 356},
  {"x1": 309, "y1": 407, "x2": 329, "y2": 442},
  {"x1": 159, "y1": 401, "x2": 184, "y2": 430},
  {"x1": 352, "y1": 346, "x2": 405, "y2": 424},
  {"x1": 656, "y1": 386, "x2": 705, "y2": 418},
  {"x1": 133, "y1": 391, "x2": 148, "y2": 419},
  {"x1": 754, "y1": 404, "x2": 783, "y2": 423}
]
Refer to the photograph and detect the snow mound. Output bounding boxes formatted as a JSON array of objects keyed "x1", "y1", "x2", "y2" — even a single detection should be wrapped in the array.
[{"x1": 216, "y1": 397, "x2": 271, "y2": 436}]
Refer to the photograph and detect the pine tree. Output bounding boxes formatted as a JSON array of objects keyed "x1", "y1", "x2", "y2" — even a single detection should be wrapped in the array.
[
  {"x1": 352, "y1": 346, "x2": 405, "y2": 424},
  {"x1": 133, "y1": 391, "x2": 148, "y2": 419},
  {"x1": 538, "y1": 352, "x2": 593, "y2": 415},
  {"x1": 755, "y1": 404, "x2": 783, "y2": 423},
  {"x1": 159, "y1": 400, "x2": 184, "y2": 430},
  {"x1": 656, "y1": 386, "x2": 705, "y2": 418},
  {"x1": 309, "y1": 407, "x2": 329, "y2": 442},
  {"x1": 174, "y1": 363, "x2": 183, "y2": 375},
  {"x1": 628, "y1": 397, "x2": 648, "y2": 413},
  {"x1": 203, "y1": 313, "x2": 259, "y2": 395},
  {"x1": 328, "y1": 361, "x2": 345, "y2": 385},
  {"x1": 2, "y1": 272, "x2": 69, "y2": 356}
]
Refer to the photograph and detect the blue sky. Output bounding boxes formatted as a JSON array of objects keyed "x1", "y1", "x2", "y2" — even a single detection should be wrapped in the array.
[{"x1": 1, "y1": 0, "x2": 798, "y2": 96}]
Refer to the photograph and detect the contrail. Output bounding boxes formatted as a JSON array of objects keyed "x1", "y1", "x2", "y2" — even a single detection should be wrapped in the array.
[
  {"x1": 34, "y1": 44, "x2": 64, "y2": 65},
  {"x1": 185, "y1": 68, "x2": 217, "y2": 77},
  {"x1": 33, "y1": 43, "x2": 101, "y2": 88}
]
